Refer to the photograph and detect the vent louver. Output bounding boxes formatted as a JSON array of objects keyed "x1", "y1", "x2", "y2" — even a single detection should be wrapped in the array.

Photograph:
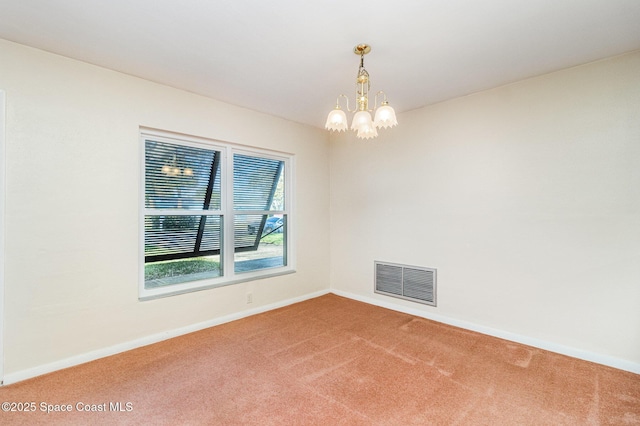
[{"x1": 375, "y1": 261, "x2": 436, "y2": 306}]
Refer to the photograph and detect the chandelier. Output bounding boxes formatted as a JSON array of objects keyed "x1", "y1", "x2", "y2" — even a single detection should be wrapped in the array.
[
  {"x1": 161, "y1": 154, "x2": 193, "y2": 177},
  {"x1": 325, "y1": 43, "x2": 397, "y2": 139}
]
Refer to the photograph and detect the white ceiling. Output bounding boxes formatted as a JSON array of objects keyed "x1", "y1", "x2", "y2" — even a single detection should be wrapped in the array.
[{"x1": 1, "y1": 0, "x2": 640, "y2": 128}]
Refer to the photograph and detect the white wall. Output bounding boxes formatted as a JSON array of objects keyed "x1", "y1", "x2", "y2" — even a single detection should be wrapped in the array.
[
  {"x1": 0, "y1": 39, "x2": 330, "y2": 378},
  {"x1": 330, "y1": 51, "x2": 640, "y2": 368}
]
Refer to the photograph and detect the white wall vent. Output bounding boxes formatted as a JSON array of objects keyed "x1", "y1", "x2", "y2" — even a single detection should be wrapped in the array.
[{"x1": 375, "y1": 261, "x2": 436, "y2": 306}]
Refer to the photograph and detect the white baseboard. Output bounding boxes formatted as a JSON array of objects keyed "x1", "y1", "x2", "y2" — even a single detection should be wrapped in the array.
[
  {"x1": 2, "y1": 289, "x2": 330, "y2": 386},
  {"x1": 331, "y1": 289, "x2": 640, "y2": 375}
]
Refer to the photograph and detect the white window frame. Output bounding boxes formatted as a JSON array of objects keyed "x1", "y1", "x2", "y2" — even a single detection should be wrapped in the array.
[{"x1": 139, "y1": 128, "x2": 295, "y2": 300}]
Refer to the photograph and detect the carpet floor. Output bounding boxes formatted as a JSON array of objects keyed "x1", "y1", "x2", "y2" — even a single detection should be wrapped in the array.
[{"x1": 1, "y1": 294, "x2": 639, "y2": 425}]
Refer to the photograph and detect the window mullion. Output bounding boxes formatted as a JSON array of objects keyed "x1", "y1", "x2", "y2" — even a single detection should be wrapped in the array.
[{"x1": 223, "y1": 148, "x2": 235, "y2": 279}]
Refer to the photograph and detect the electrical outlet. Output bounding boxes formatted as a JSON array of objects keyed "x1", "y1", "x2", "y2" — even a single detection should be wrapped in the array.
[{"x1": 246, "y1": 293, "x2": 253, "y2": 304}]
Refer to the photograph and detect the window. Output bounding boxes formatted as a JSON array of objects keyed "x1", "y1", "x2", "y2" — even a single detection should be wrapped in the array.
[{"x1": 140, "y1": 130, "x2": 293, "y2": 299}]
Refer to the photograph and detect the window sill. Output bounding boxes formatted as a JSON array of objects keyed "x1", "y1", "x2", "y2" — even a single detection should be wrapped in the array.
[{"x1": 139, "y1": 267, "x2": 296, "y2": 302}]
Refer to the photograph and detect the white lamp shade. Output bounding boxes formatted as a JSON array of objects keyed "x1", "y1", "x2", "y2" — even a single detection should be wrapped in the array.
[
  {"x1": 356, "y1": 122, "x2": 378, "y2": 139},
  {"x1": 325, "y1": 108, "x2": 348, "y2": 131},
  {"x1": 373, "y1": 104, "x2": 398, "y2": 129},
  {"x1": 351, "y1": 110, "x2": 373, "y2": 131}
]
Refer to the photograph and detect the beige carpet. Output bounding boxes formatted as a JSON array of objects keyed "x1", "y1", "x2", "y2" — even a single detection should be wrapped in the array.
[{"x1": 1, "y1": 294, "x2": 639, "y2": 425}]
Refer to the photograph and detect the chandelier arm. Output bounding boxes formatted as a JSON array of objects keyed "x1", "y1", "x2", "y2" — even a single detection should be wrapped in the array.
[
  {"x1": 373, "y1": 91, "x2": 389, "y2": 109},
  {"x1": 336, "y1": 93, "x2": 357, "y2": 113}
]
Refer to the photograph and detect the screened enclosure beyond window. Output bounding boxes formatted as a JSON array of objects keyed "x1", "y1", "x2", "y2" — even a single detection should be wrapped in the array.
[{"x1": 141, "y1": 131, "x2": 293, "y2": 299}]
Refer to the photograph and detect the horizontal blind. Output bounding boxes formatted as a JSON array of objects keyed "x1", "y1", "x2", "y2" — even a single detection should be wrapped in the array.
[
  {"x1": 233, "y1": 154, "x2": 283, "y2": 211},
  {"x1": 144, "y1": 215, "x2": 222, "y2": 257},
  {"x1": 144, "y1": 139, "x2": 222, "y2": 262},
  {"x1": 145, "y1": 140, "x2": 221, "y2": 210}
]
